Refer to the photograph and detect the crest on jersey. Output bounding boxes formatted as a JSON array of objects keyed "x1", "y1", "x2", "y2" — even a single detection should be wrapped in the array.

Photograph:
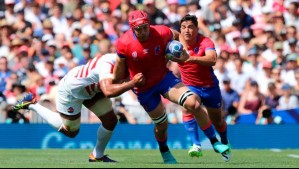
[
  {"x1": 67, "y1": 107, "x2": 74, "y2": 113},
  {"x1": 143, "y1": 49, "x2": 149, "y2": 54},
  {"x1": 194, "y1": 47, "x2": 199, "y2": 54},
  {"x1": 132, "y1": 51, "x2": 138, "y2": 60},
  {"x1": 154, "y1": 45, "x2": 160, "y2": 55}
]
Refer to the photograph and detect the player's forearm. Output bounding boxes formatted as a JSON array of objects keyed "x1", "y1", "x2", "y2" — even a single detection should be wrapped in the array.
[
  {"x1": 103, "y1": 81, "x2": 135, "y2": 98},
  {"x1": 187, "y1": 55, "x2": 216, "y2": 66}
]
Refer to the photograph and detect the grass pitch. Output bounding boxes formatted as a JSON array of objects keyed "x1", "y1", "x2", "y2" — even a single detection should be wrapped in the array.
[{"x1": 0, "y1": 149, "x2": 298, "y2": 168}]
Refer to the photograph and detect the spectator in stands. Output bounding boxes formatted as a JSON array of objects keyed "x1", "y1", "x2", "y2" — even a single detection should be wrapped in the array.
[
  {"x1": 162, "y1": 98, "x2": 180, "y2": 124},
  {"x1": 187, "y1": 0, "x2": 201, "y2": 18},
  {"x1": 256, "y1": 82, "x2": 281, "y2": 125},
  {"x1": 78, "y1": 44, "x2": 93, "y2": 65},
  {"x1": 0, "y1": 56, "x2": 12, "y2": 93},
  {"x1": 4, "y1": 72, "x2": 19, "y2": 93},
  {"x1": 49, "y1": 3, "x2": 69, "y2": 37},
  {"x1": 13, "y1": 8, "x2": 32, "y2": 33},
  {"x1": 229, "y1": 58, "x2": 250, "y2": 95},
  {"x1": 221, "y1": 76, "x2": 240, "y2": 125},
  {"x1": 256, "y1": 60, "x2": 274, "y2": 95},
  {"x1": 272, "y1": 12, "x2": 286, "y2": 35},
  {"x1": 286, "y1": 26, "x2": 297, "y2": 44},
  {"x1": 284, "y1": 2, "x2": 299, "y2": 30},
  {"x1": 214, "y1": 56, "x2": 229, "y2": 90},
  {"x1": 216, "y1": 4, "x2": 235, "y2": 35},
  {"x1": 281, "y1": 53, "x2": 298, "y2": 87},
  {"x1": 143, "y1": 0, "x2": 170, "y2": 26},
  {"x1": 255, "y1": 108, "x2": 274, "y2": 125},
  {"x1": 294, "y1": 70, "x2": 299, "y2": 96},
  {"x1": 286, "y1": 37, "x2": 298, "y2": 55},
  {"x1": 0, "y1": 91, "x2": 6, "y2": 106},
  {"x1": 197, "y1": 0, "x2": 223, "y2": 36},
  {"x1": 4, "y1": 0, "x2": 17, "y2": 25},
  {"x1": 262, "y1": 39, "x2": 281, "y2": 63},
  {"x1": 25, "y1": 2, "x2": 45, "y2": 35},
  {"x1": 272, "y1": 41, "x2": 286, "y2": 68},
  {"x1": 115, "y1": 0, "x2": 136, "y2": 16},
  {"x1": 4, "y1": 104, "x2": 29, "y2": 124},
  {"x1": 277, "y1": 83, "x2": 299, "y2": 110},
  {"x1": 271, "y1": 67, "x2": 283, "y2": 93},
  {"x1": 232, "y1": 6, "x2": 255, "y2": 31},
  {"x1": 4, "y1": 83, "x2": 26, "y2": 105},
  {"x1": 15, "y1": 50, "x2": 31, "y2": 82},
  {"x1": 162, "y1": 0, "x2": 180, "y2": 25},
  {"x1": 238, "y1": 80, "x2": 265, "y2": 115},
  {"x1": 242, "y1": 47, "x2": 263, "y2": 80},
  {"x1": 120, "y1": 91, "x2": 152, "y2": 124},
  {"x1": 113, "y1": 97, "x2": 137, "y2": 124}
]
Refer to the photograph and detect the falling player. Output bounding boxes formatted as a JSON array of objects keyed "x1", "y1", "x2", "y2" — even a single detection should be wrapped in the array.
[{"x1": 13, "y1": 53, "x2": 145, "y2": 162}]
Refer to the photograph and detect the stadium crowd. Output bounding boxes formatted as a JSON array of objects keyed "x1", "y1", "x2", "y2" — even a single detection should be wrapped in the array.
[{"x1": 0, "y1": 0, "x2": 298, "y2": 125}]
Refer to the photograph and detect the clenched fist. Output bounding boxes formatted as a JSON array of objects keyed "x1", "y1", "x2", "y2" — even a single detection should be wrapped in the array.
[{"x1": 132, "y1": 73, "x2": 146, "y2": 87}]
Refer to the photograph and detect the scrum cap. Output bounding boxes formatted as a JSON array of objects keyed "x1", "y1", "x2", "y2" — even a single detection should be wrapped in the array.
[{"x1": 128, "y1": 10, "x2": 149, "y2": 28}]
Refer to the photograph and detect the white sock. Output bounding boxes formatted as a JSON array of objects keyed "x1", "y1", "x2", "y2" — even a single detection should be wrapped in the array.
[
  {"x1": 92, "y1": 125, "x2": 113, "y2": 158},
  {"x1": 29, "y1": 104, "x2": 63, "y2": 130}
]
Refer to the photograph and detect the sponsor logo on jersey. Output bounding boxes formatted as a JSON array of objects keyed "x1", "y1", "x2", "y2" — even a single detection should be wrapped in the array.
[{"x1": 67, "y1": 107, "x2": 74, "y2": 113}]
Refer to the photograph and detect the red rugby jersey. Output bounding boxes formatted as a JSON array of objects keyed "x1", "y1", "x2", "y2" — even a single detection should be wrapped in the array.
[
  {"x1": 178, "y1": 35, "x2": 219, "y2": 87},
  {"x1": 116, "y1": 25, "x2": 173, "y2": 93}
]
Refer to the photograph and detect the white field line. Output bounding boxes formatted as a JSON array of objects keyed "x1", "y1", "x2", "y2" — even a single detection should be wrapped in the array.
[
  {"x1": 270, "y1": 149, "x2": 282, "y2": 152},
  {"x1": 287, "y1": 154, "x2": 299, "y2": 159},
  {"x1": 270, "y1": 149, "x2": 299, "y2": 159}
]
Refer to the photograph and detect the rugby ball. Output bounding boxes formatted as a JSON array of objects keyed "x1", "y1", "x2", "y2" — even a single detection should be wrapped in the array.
[{"x1": 165, "y1": 40, "x2": 184, "y2": 59}]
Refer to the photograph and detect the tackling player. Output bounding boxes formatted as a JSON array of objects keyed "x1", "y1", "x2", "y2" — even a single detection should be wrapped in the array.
[
  {"x1": 113, "y1": 10, "x2": 229, "y2": 164},
  {"x1": 13, "y1": 53, "x2": 145, "y2": 162},
  {"x1": 178, "y1": 14, "x2": 231, "y2": 161}
]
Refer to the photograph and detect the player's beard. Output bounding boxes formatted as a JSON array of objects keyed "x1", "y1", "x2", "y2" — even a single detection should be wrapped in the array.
[{"x1": 136, "y1": 32, "x2": 149, "y2": 42}]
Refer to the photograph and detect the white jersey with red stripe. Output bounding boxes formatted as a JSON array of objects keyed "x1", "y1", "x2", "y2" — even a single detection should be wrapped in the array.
[{"x1": 60, "y1": 53, "x2": 116, "y2": 100}]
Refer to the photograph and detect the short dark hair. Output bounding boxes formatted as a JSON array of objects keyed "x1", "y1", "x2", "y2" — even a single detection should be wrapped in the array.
[{"x1": 180, "y1": 14, "x2": 198, "y2": 27}]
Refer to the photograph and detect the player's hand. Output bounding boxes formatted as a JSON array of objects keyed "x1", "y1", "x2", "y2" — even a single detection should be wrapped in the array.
[
  {"x1": 170, "y1": 49, "x2": 190, "y2": 63},
  {"x1": 185, "y1": 56, "x2": 197, "y2": 63},
  {"x1": 132, "y1": 73, "x2": 146, "y2": 87},
  {"x1": 180, "y1": 49, "x2": 190, "y2": 61}
]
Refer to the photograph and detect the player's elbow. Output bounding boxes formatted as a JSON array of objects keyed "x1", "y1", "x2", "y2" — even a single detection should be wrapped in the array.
[
  {"x1": 104, "y1": 91, "x2": 117, "y2": 98},
  {"x1": 102, "y1": 89, "x2": 116, "y2": 98},
  {"x1": 210, "y1": 61, "x2": 216, "y2": 66},
  {"x1": 210, "y1": 57, "x2": 217, "y2": 66}
]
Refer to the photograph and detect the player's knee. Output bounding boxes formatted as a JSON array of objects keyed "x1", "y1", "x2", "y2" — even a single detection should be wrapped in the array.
[
  {"x1": 60, "y1": 127, "x2": 80, "y2": 138},
  {"x1": 178, "y1": 90, "x2": 201, "y2": 112},
  {"x1": 183, "y1": 95, "x2": 201, "y2": 113},
  {"x1": 67, "y1": 130, "x2": 80, "y2": 138},
  {"x1": 155, "y1": 122, "x2": 168, "y2": 133},
  {"x1": 108, "y1": 114, "x2": 118, "y2": 130},
  {"x1": 212, "y1": 118, "x2": 225, "y2": 129},
  {"x1": 100, "y1": 111, "x2": 118, "y2": 131},
  {"x1": 59, "y1": 117, "x2": 81, "y2": 138}
]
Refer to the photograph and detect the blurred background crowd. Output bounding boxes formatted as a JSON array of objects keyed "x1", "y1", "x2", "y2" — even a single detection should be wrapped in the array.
[{"x1": 0, "y1": 0, "x2": 298, "y2": 125}]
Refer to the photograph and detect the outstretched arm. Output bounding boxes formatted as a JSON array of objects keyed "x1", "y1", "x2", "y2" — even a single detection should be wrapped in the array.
[{"x1": 100, "y1": 73, "x2": 145, "y2": 98}]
